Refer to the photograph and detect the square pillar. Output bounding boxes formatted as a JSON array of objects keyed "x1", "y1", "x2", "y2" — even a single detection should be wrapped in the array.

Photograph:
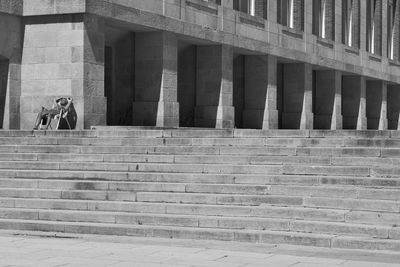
[
  {"x1": 243, "y1": 55, "x2": 278, "y2": 129},
  {"x1": 195, "y1": 45, "x2": 234, "y2": 128},
  {"x1": 133, "y1": 31, "x2": 179, "y2": 127},
  {"x1": 281, "y1": 63, "x2": 313, "y2": 129},
  {"x1": 106, "y1": 33, "x2": 135, "y2": 126},
  {"x1": 388, "y1": 85, "x2": 400, "y2": 130},
  {"x1": 314, "y1": 70, "x2": 343, "y2": 129},
  {"x1": 20, "y1": 14, "x2": 106, "y2": 130},
  {"x1": 366, "y1": 80, "x2": 388, "y2": 130},
  {"x1": 342, "y1": 76, "x2": 367, "y2": 129},
  {"x1": 82, "y1": 15, "x2": 107, "y2": 129}
]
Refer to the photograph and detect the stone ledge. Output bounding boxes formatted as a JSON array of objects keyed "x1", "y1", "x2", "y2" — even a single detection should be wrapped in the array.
[
  {"x1": 316, "y1": 37, "x2": 334, "y2": 49},
  {"x1": 238, "y1": 12, "x2": 265, "y2": 29},
  {"x1": 344, "y1": 46, "x2": 360, "y2": 55},
  {"x1": 185, "y1": 0, "x2": 218, "y2": 15},
  {"x1": 368, "y1": 55, "x2": 382, "y2": 62},
  {"x1": 389, "y1": 60, "x2": 400, "y2": 67},
  {"x1": 281, "y1": 27, "x2": 303, "y2": 39}
]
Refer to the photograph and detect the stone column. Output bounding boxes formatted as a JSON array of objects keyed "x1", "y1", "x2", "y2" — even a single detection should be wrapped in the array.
[
  {"x1": 388, "y1": 84, "x2": 400, "y2": 130},
  {"x1": 366, "y1": 80, "x2": 388, "y2": 130},
  {"x1": 314, "y1": 70, "x2": 342, "y2": 129},
  {"x1": 281, "y1": 63, "x2": 313, "y2": 129},
  {"x1": 342, "y1": 76, "x2": 367, "y2": 129},
  {"x1": 243, "y1": 55, "x2": 278, "y2": 129},
  {"x1": 133, "y1": 31, "x2": 179, "y2": 127},
  {"x1": 82, "y1": 15, "x2": 107, "y2": 129},
  {"x1": 195, "y1": 45, "x2": 234, "y2": 128},
  {"x1": 178, "y1": 43, "x2": 196, "y2": 127},
  {"x1": 0, "y1": 60, "x2": 9, "y2": 129},
  {"x1": 107, "y1": 33, "x2": 135, "y2": 126},
  {"x1": 0, "y1": 56, "x2": 21, "y2": 130}
]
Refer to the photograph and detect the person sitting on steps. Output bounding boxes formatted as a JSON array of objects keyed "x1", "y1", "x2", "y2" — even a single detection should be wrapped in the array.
[{"x1": 33, "y1": 97, "x2": 72, "y2": 130}]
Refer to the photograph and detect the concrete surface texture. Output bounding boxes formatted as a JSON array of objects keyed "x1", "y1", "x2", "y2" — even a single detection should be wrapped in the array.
[{"x1": 0, "y1": 230, "x2": 399, "y2": 267}]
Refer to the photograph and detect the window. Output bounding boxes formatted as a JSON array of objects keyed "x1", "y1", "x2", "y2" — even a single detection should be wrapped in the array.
[
  {"x1": 343, "y1": 0, "x2": 354, "y2": 46},
  {"x1": 342, "y1": 0, "x2": 360, "y2": 48},
  {"x1": 388, "y1": 0, "x2": 398, "y2": 60},
  {"x1": 313, "y1": 0, "x2": 334, "y2": 40},
  {"x1": 366, "y1": 0, "x2": 382, "y2": 55},
  {"x1": 233, "y1": 0, "x2": 258, "y2": 17},
  {"x1": 278, "y1": 0, "x2": 304, "y2": 30}
]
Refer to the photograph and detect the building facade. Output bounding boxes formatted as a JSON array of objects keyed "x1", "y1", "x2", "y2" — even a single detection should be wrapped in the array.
[{"x1": 0, "y1": 0, "x2": 400, "y2": 130}]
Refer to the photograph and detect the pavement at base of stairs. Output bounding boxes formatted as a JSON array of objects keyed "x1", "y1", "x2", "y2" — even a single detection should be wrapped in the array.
[{"x1": 0, "y1": 230, "x2": 399, "y2": 267}]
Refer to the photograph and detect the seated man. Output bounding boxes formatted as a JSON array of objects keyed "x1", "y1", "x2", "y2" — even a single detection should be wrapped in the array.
[{"x1": 33, "y1": 97, "x2": 72, "y2": 130}]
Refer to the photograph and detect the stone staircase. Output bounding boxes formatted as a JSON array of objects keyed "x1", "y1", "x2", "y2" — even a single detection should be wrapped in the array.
[{"x1": 0, "y1": 128, "x2": 399, "y2": 251}]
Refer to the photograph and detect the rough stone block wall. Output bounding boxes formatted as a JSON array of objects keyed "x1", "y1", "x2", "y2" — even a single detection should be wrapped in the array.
[
  {"x1": 20, "y1": 14, "x2": 106, "y2": 130},
  {"x1": 20, "y1": 15, "x2": 85, "y2": 129}
]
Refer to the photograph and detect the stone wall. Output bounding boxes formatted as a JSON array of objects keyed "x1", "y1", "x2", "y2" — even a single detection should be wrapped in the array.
[{"x1": 20, "y1": 14, "x2": 106, "y2": 130}]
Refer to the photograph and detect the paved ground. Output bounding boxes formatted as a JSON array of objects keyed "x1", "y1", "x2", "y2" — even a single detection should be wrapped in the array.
[{"x1": 0, "y1": 230, "x2": 399, "y2": 267}]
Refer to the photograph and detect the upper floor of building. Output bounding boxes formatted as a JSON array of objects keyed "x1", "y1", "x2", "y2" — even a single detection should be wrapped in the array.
[{"x1": 1, "y1": 0, "x2": 400, "y2": 83}]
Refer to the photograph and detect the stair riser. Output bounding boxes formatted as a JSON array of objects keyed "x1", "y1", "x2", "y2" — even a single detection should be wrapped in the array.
[
  {"x1": 5, "y1": 137, "x2": 400, "y2": 148},
  {"x1": 4, "y1": 171, "x2": 400, "y2": 188},
  {"x1": 2, "y1": 145, "x2": 397, "y2": 158},
  {"x1": 4, "y1": 199, "x2": 400, "y2": 227},
  {"x1": 0, "y1": 219, "x2": 399, "y2": 251},
  {"x1": 0, "y1": 209, "x2": 396, "y2": 240},
  {"x1": 5, "y1": 153, "x2": 400, "y2": 168},
  {"x1": 0, "y1": 162, "x2": 372, "y2": 177}
]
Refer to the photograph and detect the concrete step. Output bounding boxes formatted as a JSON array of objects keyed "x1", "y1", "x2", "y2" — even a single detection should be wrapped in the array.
[
  {"x1": 0, "y1": 129, "x2": 398, "y2": 139},
  {"x1": 136, "y1": 192, "x2": 400, "y2": 212},
  {"x1": 0, "y1": 188, "x2": 136, "y2": 202},
  {"x1": 0, "y1": 198, "x2": 347, "y2": 223},
  {"x1": 5, "y1": 152, "x2": 400, "y2": 167},
  {"x1": 6, "y1": 136, "x2": 400, "y2": 148},
  {"x1": 0, "y1": 161, "x2": 374, "y2": 177},
  {"x1": 5, "y1": 153, "x2": 400, "y2": 169},
  {"x1": 93, "y1": 128, "x2": 399, "y2": 139},
  {"x1": 3, "y1": 144, "x2": 398, "y2": 158},
  {"x1": 1, "y1": 179, "x2": 399, "y2": 201},
  {"x1": 0, "y1": 208, "x2": 397, "y2": 240},
  {"x1": 0, "y1": 153, "x2": 335, "y2": 165},
  {"x1": 3, "y1": 197, "x2": 400, "y2": 226},
  {"x1": 1, "y1": 218, "x2": 400, "y2": 251},
  {"x1": 0, "y1": 170, "x2": 400, "y2": 188}
]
